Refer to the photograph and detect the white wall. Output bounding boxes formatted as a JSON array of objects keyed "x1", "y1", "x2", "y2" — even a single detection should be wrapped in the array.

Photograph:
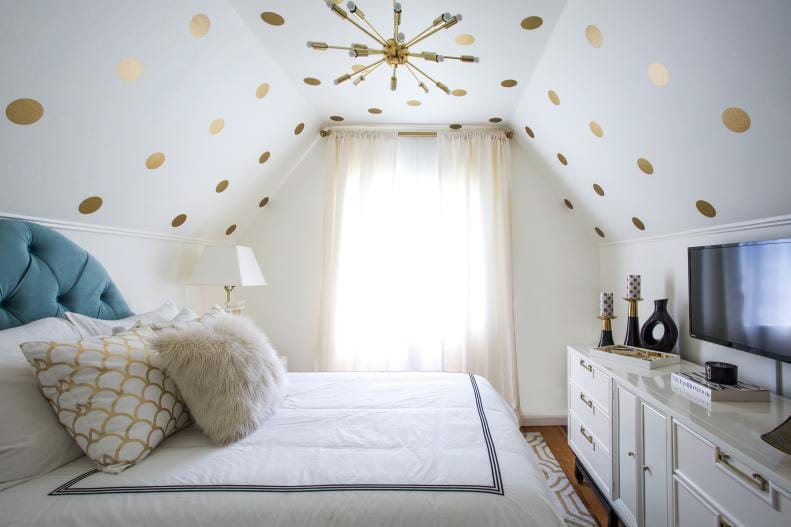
[
  {"x1": 511, "y1": 142, "x2": 600, "y2": 419},
  {"x1": 239, "y1": 138, "x2": 601, "y2": 419},
  {"x1": 238, "y1": 143, "x2": 325, "y2": 373},
  {"x1": 50, "y1": 227, "x2": 219, "y2": 315},
  {"x1": 599, "y1": 222, "x2": 791, "y2": 397}
]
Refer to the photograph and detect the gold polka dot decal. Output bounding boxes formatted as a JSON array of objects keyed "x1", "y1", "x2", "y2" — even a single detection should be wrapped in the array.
[
  {"x1": 116, "y1": 58, "x2": 143, "y2": 82},
  {"x1": 637, "y1": 157, "x2": 654, "y2": 175},
  {"x1": 259, "y1": 151, "x2": 271, "y2": 164},
  {"x1": 454, "y1": 34, "x2": 475, "y2": 45},
  {"x1": 648, "y1": 62, "x2": 670, "y2": 87},
  {"x1": 189, "y1": 14, "x2": 210, "y2": 38},
  {"x1": 722, "y1": 107, "x2": 751, "y2": 133},
  {"x1": 407, "y1": 99, "x2": 421, "y2": 106},
  {"x1": 586, "y1": 25, "x2": 603, "y2": 48},
  {"x1": 449, "y1": 124, "x2": 462, "y2": 130},
  {"x1": 489, "y1": 117, "x2": 502, "y2": 123},
  {"x1": 632, "y1": 217, "x2": 646, "y2": 231},
  {"x1": 259, "y1": 196, "x2": 270, "y2": 208},
  {"x1": 501, "y1": 79, "x2": 518, "y2": 88},
  {"x1": 146, "y1": 152, "x2": 166, "y2": 170},
  {"x1": 78, "y1": 196, "x2": 103, "y2": 215},
  {"x1": 330, "y1": 115, "x2": 344, "y2": 121},
  {"x1": 696, "y1": 200, "x2": 717, "y2": 218},
  {"x1": 593, "y1": 183, "x2": 605, "y2": 196},
  {"x1": 225, "y1": 224, "x2": 237, "y2": 236},
  {"x1": 368, "y1": 108, "x2": 382, "y2": 115},
  {"x1": 215, "y1": 180, "x2": 229, "y2": 193},
  {"x1": 351, "y1": 64, "x2": 366, "y2": 73},
  {"x1": 595, "y1": 227, "x2": 605, "y2": 238},
  {"x1": 209, "y1": 118, "x2": 225, "y2": 135},
  {"x1": 5, "y1": 98, "x2": 44, "y2": 125},
  {"x1": 521, "y1": 16, "x2": 543, "y2": 30},
  {"x1": 256, "y1": 83, "x2": 270, "y2": 99},
  {"x1": 589, "y1": 121, "x2": 604, "y2": 138},
  {"x1": 452, "y1": 89, "x2": 467, "y2": 97},
  {"x1": 557, "y1": 153, "x2": 568, "y2": 166},
  {"x1": 294, "y1": 122, "x2": 305, "y2": 135},
  {"x1": 564, "y1": 199, "x2": 574, "y2": 210},
  {"x1": 304, "y1": 77, "x2": 321, "y2": 86},
  {"x1": 171, "y1": 214, "x2": 187, "y2": 228},
  {"x1": 260, "y1": 12, "x2": 285, "y2": 26},
  {"x1": 548, "y1": 90, "x2": 560, "y2": 105},
  {"x1": 524, "y1": 126, "x2": 535, "y2": 138}
]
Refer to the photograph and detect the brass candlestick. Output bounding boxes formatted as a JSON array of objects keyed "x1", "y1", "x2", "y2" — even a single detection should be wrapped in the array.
[
  {"x1": 596, "y1": 315, "x2": 617, "y2": 347},
  {"x1": 623, "y1": 297, "x2": 643, "y2": 347}
]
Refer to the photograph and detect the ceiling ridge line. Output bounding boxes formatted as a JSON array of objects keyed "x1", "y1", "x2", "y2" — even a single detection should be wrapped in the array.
[{"x1": 596, "y1": 214, "x2": 791, "y2": 248}]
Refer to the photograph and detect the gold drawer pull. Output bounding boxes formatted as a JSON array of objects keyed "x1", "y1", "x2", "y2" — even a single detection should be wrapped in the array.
[
  {"x1": 580, "y1": 426, "x2": 594, "y2": 445},
  {"x1": 642, "y1": 465, "x2": 651, "y2": 473},
  {"x1": 579, "y1": 392, "x2": 594, "y2": 409},
  {"x1": 627, "y1": 451, "x2": 635, "y2": 457},
  {"x1": 716, "y1": 451, "x2": 768, "y2": 492},
  {"x1": 579, "y1": 359, "x2": 593, "y2": 373},
  {"x1": 718, "y1": 517, "x2": 733, "y2": 527}
]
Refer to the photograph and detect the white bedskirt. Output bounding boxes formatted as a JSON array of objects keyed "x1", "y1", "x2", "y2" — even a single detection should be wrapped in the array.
[{"x1": 0, "y1": 372, "x2": 562, "y2": 527}]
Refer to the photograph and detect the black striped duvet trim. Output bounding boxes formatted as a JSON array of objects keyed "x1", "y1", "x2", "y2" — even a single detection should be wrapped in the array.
[{"x1": 50, "y1": 374, "x2": 504, "y2": 496}]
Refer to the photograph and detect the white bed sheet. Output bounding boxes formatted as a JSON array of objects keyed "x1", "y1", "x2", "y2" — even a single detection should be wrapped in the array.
[{"x1": 0, "y1": 372, "x2": 563, "y2": 527}]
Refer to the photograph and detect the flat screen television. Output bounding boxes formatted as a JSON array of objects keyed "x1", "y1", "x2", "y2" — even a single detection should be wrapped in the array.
[{"x1": 688, "y1": 238, "x2": 791, "y2": 363}]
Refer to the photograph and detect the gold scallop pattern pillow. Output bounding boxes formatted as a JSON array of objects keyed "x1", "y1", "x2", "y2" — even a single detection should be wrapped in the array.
[{"x1": 20, "y1": 332, "x2": 190, "y2": 474}]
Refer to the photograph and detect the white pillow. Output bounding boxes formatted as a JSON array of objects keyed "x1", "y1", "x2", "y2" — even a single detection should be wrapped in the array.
[
  {"x1": 0, "y1": 318, "x2": 85, "y2": 490},
  {"x1": 65, "y1": 300, "x2": 180, "y2": 337}
]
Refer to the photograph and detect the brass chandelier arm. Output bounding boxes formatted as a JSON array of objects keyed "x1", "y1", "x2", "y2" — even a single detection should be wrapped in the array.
[
  {"x1": 404, "y1": 62, "x2": 429, "y2": 93},
  {"x1": 351, "y1": 58, "x2": 386, "y2": 78},
  {"x1": 347, "y1": 2, "x2": 388, "y2": 44},
  {"x1": 406, "y1": 61, "x2": 449, "y2": 94},
  {"x1": 406, "y1": 14, "x2": 461, "y2": 49},
  {"x1": 327, "y1": 2, "x2": 386, "y2": 46},
  {"x1": 404, "y1": 14, "x2": 450, "y2": 49},
  {"x1": 442, "y1": 55, "x2": 479, "y2": 63},
  {"x1": 393, "y1": 1, "x2": 401, "y2": 41}
]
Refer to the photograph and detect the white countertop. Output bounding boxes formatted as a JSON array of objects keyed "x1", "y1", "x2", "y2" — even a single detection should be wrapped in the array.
[{"x1": 569, "y1": 344, "x2": 791, "y2": 491}]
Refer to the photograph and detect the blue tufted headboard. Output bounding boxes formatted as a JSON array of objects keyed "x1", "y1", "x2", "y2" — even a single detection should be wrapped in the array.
[{"x1": 0, "y1": 218, "x2": 133, "y2": 330}]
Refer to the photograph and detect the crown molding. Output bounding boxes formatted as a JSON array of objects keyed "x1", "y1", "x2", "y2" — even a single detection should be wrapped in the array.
[
  {"x1": 0, "y1": 212, "x2": 215, "y2": 246},
  {"x1": 598, "y1": 214, "x2": 791, "y2": 248}
]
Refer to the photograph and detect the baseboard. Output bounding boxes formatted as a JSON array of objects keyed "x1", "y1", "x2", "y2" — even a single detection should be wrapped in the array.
[{"x1": 519, "y1": 415, "x2": 568, "y2": 427}]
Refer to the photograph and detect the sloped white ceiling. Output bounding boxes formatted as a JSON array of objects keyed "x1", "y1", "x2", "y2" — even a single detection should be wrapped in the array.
[
  {"x1": 1, "y1": 0, "x2": 321, "y2": 241},
  {"x1": 511, "y1": 0, "x2": 791, "y2": 242},
  {"x1": 229, "y1": 0, "x2": 565, "y2": 125},
  {"x1": 3, "y1": 0, "x2": 790, "y2": 245}
]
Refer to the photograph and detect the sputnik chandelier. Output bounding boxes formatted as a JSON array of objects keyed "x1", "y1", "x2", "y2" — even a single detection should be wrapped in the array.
[{"x1": 308, "y1": 1, "x2": 479, "y2": 94}]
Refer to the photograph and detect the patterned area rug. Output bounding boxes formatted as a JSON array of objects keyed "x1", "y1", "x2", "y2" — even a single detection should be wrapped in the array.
[{"x1": 524, "y1": 432, "x2": 597, "y2": 527}]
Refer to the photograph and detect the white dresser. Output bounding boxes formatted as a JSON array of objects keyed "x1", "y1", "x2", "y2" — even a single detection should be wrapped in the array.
[{"x1": 567, "y1": 345, "x2": 791, "y2": 527}]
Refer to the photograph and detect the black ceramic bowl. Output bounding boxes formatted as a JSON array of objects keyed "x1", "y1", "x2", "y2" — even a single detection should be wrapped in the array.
[{"x1": 705, "y1": 361, "x2": 738, "y2": 385}]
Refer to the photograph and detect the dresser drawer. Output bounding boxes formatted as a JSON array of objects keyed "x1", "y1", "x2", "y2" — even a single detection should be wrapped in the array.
[
  {"x1": 569, "y1": 380, "x2": 611, "y2": 449},
  {"x1": 568, "y1": 349, "x2": 611, "y2": 412},
  {"x1": 673, "y1": 419, "x2": 791, "y2": 527},
  {"x1": 569, "y1": 411, "x2": 612, "y2": 496}
]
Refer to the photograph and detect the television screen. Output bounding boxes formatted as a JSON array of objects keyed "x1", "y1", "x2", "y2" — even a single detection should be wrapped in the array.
[{"x1": 689, "y1": 238, "x2": 791, "y2": 363}]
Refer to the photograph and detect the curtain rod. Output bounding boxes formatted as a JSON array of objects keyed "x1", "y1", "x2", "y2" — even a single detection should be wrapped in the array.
[{"x1": 319, "y1": 128, "x2": 514, "y2": 139}]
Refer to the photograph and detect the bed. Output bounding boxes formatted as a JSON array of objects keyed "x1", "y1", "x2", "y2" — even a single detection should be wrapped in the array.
[{"x1": 0, "y1": 219, "x2": 563, "y2": 527}]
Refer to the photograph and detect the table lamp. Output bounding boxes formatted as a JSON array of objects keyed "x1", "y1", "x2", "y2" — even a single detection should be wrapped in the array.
[{"x1": 188, "y1": 245, "x2": 266, "y2": 311}]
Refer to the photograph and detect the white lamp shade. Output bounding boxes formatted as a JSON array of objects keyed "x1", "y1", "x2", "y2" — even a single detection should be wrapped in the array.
[{"x1": 188, "y1": 245, "x2": 266, "y2": 287}]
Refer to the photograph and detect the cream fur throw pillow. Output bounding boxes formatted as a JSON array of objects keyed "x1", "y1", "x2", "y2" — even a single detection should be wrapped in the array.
[{"x1": 149, "y1": 316, "x2": 287, "y2": 445}]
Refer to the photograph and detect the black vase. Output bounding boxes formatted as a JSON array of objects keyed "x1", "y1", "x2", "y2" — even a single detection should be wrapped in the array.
[{"x1": 640, "y1": 299, "x2": 679, "y2": 353}]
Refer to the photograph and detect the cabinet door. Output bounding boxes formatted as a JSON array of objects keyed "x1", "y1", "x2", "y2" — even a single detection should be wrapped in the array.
[
  {"x1": 616, "y1": 385, "x2": 638, "y2": 525},
  {"x1": 642, "y1": 402, "x2": 668, "y2": 527},
  {"x1": 674, "y1": 476, "x2": 719, "y2": 526}
]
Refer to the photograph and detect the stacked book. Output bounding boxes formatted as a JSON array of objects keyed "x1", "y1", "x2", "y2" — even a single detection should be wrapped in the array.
[{"x1": 671, "y1": 371, "x2": 769, "y2": 403}]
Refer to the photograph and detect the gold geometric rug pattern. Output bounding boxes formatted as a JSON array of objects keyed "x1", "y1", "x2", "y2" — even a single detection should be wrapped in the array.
[{"x1": 524, "y1": 432, "x2": 597, "y2": 527}]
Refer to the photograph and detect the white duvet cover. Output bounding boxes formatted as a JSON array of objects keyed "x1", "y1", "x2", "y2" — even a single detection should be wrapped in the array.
[{"x1": 0, "y1": 372, "x2": 562, "y2": 527}]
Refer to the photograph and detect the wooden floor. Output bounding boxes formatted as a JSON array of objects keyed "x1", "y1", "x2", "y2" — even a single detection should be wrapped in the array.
[{"x1": 523, "y1": 425, "x2": 611, "y2": 527}]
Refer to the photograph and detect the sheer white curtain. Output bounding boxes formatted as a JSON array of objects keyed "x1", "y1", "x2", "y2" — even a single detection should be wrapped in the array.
[{"x1": 317, "y1": 129, "x2": 518, "y2": 408}]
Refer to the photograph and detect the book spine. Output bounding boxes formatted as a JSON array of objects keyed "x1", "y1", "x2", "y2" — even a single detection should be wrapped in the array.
[{"x1": 671, "y1": 374, "x2": 713, "y2": 400}]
